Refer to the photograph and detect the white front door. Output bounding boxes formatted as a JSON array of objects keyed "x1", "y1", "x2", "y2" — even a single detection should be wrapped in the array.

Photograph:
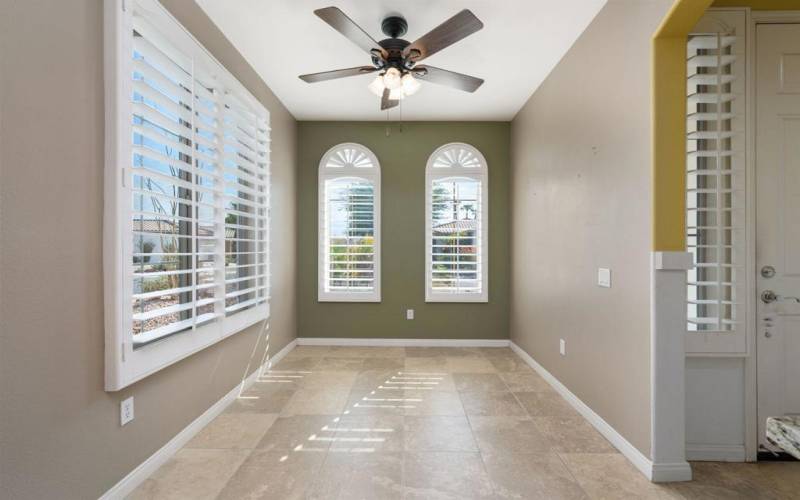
[{"x1": 756, "y1": 22, "x2": 800, "y2": 452}]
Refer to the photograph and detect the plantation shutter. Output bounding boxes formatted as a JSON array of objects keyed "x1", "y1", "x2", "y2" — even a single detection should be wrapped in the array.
[
  {"x1": 107, "y1": 0, "x2": 271, "y2": 390},
  {"x1": 318, "y1": 144, "x2": 381, "y2": 302},
  {"x1": 425, "y1": 144, "x2": 488, "y2": 303},
  {"x1": 686, "y1": 10, "x2": 746, "y2": 351}
]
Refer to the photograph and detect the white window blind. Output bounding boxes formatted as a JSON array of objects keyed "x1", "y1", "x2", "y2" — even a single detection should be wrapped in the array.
[
  {"x1": 686, "y1": 10, "x2": 747, "y2": 352},
  {"x1": 105, "y1": 0, "x2": 270, "y2": 390},
  {"x1": 318, "y1": 144, "x2": 381, "y2": 302},
  {"x1": 426, "y1": 144, "x2": 488, "y2": 303}
]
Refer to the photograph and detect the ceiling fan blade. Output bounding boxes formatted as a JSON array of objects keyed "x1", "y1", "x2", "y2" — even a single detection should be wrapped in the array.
[
  {"x1": 380, "y1": 88, "x2": 400, "y2": 110},
  {"x1": 403, "y1": 10, "x2": 483, "y2": 62},
  {"x1": 314, "y1": 7, "x2": 388, "y2": 59},
  {"x1": 299, "y1": 66, "x2": 378, "y2": 83},
  {"x1": 414, "y1": 65, "x2": 484, "y2": 93}
]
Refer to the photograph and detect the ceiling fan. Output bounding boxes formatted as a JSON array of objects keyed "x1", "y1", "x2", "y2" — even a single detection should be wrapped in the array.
[{"x1": 299, "y1": 7, "x2": 485, "y2": 111}]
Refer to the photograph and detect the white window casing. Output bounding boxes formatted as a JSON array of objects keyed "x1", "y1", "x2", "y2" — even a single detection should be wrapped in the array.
[
  {"x1": 318, "y1": 143, "x2": 381, "y2": 302},
  {"x1": 685, "y1": 9, "x2": 749, "y2": 354},
  {"x1": 104, "y1": 0, "x2": 271, "y2": 390},
  {"x1": 426, "y1": 143, "x2": 488, "y2": 303}
]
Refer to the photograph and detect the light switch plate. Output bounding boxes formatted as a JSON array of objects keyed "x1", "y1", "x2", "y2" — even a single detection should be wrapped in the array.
[
  {"x1": 121, "y1": 396, "x2": 134, "y2": 426},
  {"x1": 598, "y1": 268, "x2": 611, "y2": 288},
  {"x1": 559, "y1": 339, "x2": 566, "y2": 356},
  {"x1": 406, "y1": 309, "x2": 414, "y2": 320}
]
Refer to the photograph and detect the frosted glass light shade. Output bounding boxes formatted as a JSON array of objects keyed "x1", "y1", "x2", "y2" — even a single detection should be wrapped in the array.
[
  {"x1": 367, "y1": 75, "x2": 385, "y2": 97},
  {"x1": 383, "y1": 67, "x2": 402, "y2": 90},
  {"x1": 402, "y1": 74, "x2": 421, "y2": 96}
]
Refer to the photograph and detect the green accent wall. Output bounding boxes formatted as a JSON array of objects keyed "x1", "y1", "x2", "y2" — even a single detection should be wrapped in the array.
[{"x1": 297, "y1": 122, "x2": 510, "y2": 339}]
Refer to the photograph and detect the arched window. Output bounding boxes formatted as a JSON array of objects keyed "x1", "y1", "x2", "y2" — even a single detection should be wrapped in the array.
[
  {"x1": 426, "y1": 143, "x2": 488, "y2": 302},
  {"x1": 318, "y1": 143, "x2": 381, "y2": 302}
]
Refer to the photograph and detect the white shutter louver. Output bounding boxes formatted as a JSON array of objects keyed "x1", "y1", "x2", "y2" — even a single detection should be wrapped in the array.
[
  {"x1": 318, "y1": 144, "x2": 381, "y2": 302},
  {"x1": 105, "y1": 0, "x2": 270, "y2": 390},
  {"x1": 686, "y1": 11, "x2": 746, "y2": 343},
  {"x1": 426, "y1": 144, "x2": 488, "y2": 303}
]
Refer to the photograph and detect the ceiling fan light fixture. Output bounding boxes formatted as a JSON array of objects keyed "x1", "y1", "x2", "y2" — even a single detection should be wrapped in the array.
[
  {"x1": 368, "y1": 75, "x2": 386, "y2": 97},
  {"x1": 401, "y1": 73, "x2": 421, "y2": 96},
  {"x1": 383, "y1": 67, "x2": 402, "y2": 90}
]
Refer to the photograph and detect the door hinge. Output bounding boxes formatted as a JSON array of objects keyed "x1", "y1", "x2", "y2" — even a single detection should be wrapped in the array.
[{"x1": 122, "y1": 0, "x2": 127, "y2": 13}]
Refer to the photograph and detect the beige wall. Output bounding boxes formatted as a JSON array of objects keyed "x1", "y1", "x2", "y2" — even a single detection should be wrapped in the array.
[
  {"x1": 509, "y1": 0, "x2": 672, "y2": 457},
  {"x1": 0, "y1": 1, "x2": 296, "y2": 498}
]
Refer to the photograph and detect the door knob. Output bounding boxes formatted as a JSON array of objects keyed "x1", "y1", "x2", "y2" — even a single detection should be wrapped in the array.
[
  {"x1": 761, "y1": 290, "x2": 800, "y2": 304},
  {"x1": 762, "y1": 290, "x2": 778, "y2": 303}
]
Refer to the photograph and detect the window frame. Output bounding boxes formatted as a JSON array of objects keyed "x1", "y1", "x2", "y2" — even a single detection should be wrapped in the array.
[
  {"x1": 425, "y1": 143, "x2": 489, "y2": 303},
  {"x1": 104, "y1": 0, "x2": 270, "y2": 391},
  {"x1": 317, "y1": 143, "x2": 382, "y2": 303}
]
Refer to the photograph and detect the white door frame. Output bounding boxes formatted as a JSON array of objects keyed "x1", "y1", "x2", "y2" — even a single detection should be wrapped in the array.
[{"x1": 745, "y1": 10, "x2": 800, "y2": 462}]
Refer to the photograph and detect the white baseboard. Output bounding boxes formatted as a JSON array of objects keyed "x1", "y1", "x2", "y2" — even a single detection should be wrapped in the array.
[
  {"x1": 297, "y1": 337, "x2": 510, "y2": 347},
  {"x1": 101, "y1": 338, "x2": 297, "y2": 499},
  {"x1": 686, "y1": 444, "x2": 746, "y2": 462},
  {"x1": 509, "y1": 342, "x2": 690, "y2": 482}
]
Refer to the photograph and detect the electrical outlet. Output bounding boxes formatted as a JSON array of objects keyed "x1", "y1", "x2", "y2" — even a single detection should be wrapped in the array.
[
  {"x1": 559, "y1": 339, "x2": 566, "y2": 356},
  {"x1": 406, "y1": 309, "x2": 414, "y2": 320},
  {"x1": 598, "y1": 268, "x2": 611, "y2": 288},
  {"x1": 120, "y1": 396, "x2": 134, "y2": 426}
]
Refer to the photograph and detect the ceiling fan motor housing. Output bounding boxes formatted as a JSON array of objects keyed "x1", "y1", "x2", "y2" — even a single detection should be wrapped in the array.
[{"x1": 381, "y1": 15, "x2": 408, "y2": 38}]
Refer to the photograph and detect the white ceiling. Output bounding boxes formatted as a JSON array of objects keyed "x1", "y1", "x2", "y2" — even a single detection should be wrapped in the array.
[{"x1": 196, "y1": 0, "x2": 606, "y2": 121}]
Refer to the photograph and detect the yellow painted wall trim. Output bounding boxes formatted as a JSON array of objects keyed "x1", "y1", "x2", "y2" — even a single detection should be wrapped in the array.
[{"x1": 651, "y1": 0, "x2": 713, "y2": 251}]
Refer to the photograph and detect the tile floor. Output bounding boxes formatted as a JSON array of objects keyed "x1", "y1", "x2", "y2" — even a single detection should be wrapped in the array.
[{"x1": 129, "y1": 346, "x2": 800, "y2": 499}]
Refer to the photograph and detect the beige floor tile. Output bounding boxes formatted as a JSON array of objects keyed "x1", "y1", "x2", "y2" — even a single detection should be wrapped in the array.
[
  {"x1": 252, "y1": 369, "x2": 309, "y2": 390},
  {"x1": 404, "y1": 356, "x2": 450, "y2": 373},
  {"x1": 405, "y1": 347, "x2": 481, "y2": 358},
  {"x1": 363, "y1": 356, "x2": 405, "y2": 370},
  {"x1": 256, "y1": 414, "x2": 338, "y2": 452},
  {"x1": 346, "y1": 388, "x2": 409, "y2": 416},
  {"x1": 280, "y1": 388, "x2": 350, "y2": 416},
  {"x1": 533, "y1": 416, "x2": 616, "y2": 453},
  {"x1": 499, "y1": 371, "x2": 553, "y2": 392},
  {"x1": 327, "y1": 346, "x2": 405, "y2": 358},
  {"x1": 403, "y1": 451, "x2": 495, "y2": 499},
  {"x1": 216, "y1": 449, "x2": 325, "y2": 499},
  {"x1": 453, "y1": 373, "x2": 508, "y2": 392},
  {"x1": 483, "y1": 452, "x2": 588, "y2": 500},
  {"x1": 185, "y1": 413, "x2": 277, "y2": 450},
  {"x1": 313, "y1": 356, "x2": 366, "y2": 371},
  {"x1": 461, "y1": 391, "x2": 527, "y2": 416},
  {"x1": 330, "y1": 414, "x2": 404, "y2": 452},
  {"x1": 473, "y1": 347, "x2": 517, "y2": 358},
  {"x1": 746, "y1": 462, "x2": 800, "y2": 499},
  {"x1": 488, "y1": 356, "x2": 534, "y2": 373},
  {"x1": 308, "y1": 451, "x2": 403, "y2": 500},
  {"x1": 403, "y1": 389, "x2": 466, "y2": 416},
  {"x1": 445, "y1": 356, "x2": 497, "y2": 374},
  {"x1": 270, "y1": 356, "x2": 321, "y2": 371},
  {"x1": 469, "y1": 416, "x2": 552, "y2": 454},
  {"x1": 404, "y1": 415, "x2": 479, "y2": 452},
  {"x1": 515, "y1": 391, "x2": 580, "y2": 417},
  {"x1": 385, "y1": 372, "x2": 456, "y2": 391},
  {"x1": 225, "y1": 386, "x2": 296, "y2": 414},
  {"x1": 126, "y1": 448, "x2": 249, "y2": 500},
  {"x1": 660, "y1": 462, "x2": 791, "y2": 500},
  {"x1": 298, "y1": 370, "x2": 358, "y2": 392},
  {"x1": 559, "y1": 453, "x2": 682, "y2": 500},
  {"x1": 284, "y1": 345, "x2": 331, "y2": 358}
]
